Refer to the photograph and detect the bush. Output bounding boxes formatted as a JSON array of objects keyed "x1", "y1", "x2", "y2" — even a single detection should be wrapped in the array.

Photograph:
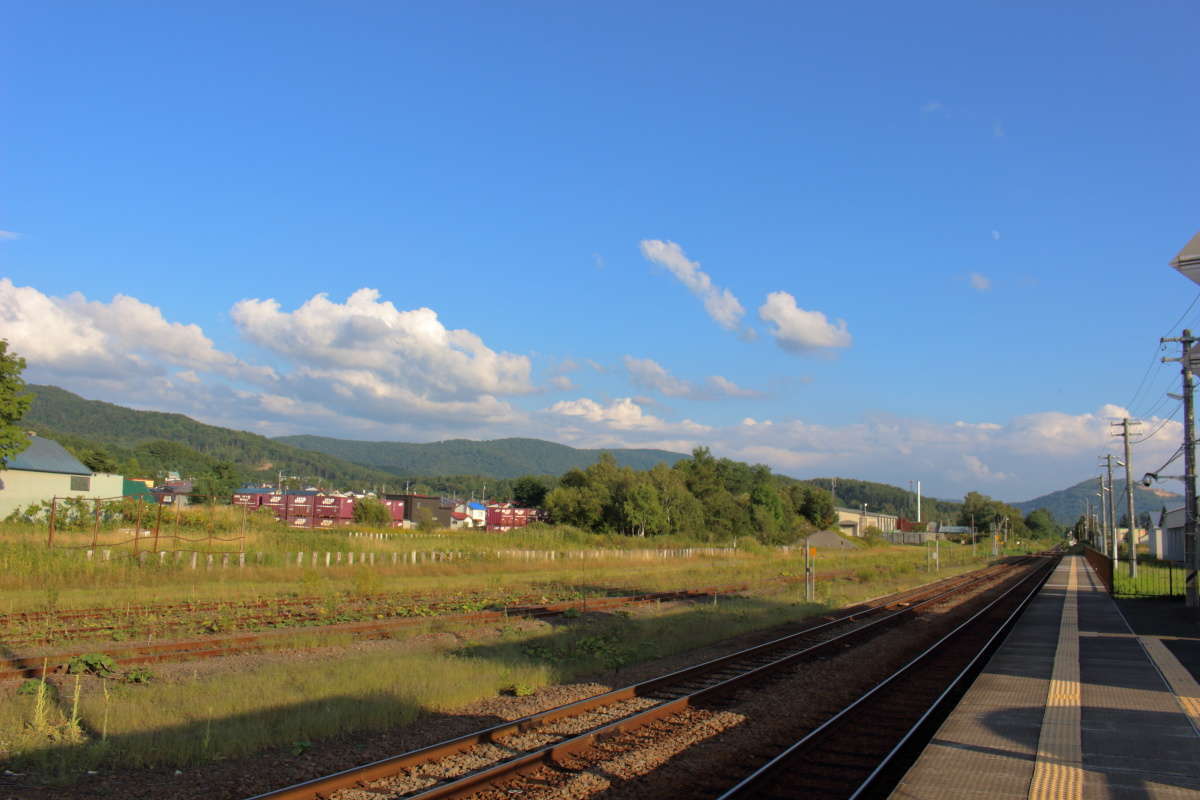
[{"x1": 352, "y1": 497, "x2": 391, "y2": 527}]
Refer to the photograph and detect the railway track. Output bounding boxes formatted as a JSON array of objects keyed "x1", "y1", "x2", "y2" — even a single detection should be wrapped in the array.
[
  {"x1": 717, "y1": 552, "x2": 1057, "y2": 799},
  {"x1": 243, "y1": 556, "x2": 1045, "y2": 800},
  {"x1": 0, "y1": 583, "x2": 763, "y2": 680}
]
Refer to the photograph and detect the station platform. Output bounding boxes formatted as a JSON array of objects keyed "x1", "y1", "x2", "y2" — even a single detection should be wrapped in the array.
[{"x1": 891, "y1": 554, "x2": 1200, "y2": 799}]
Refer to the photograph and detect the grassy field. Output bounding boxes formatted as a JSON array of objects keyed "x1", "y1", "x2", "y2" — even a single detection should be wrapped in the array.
[{"x1": 0, "y1": 524, "x2": 1060, "y2": 782}]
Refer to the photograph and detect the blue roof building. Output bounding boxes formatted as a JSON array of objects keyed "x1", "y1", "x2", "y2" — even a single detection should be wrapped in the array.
[{"x1": 1, "y1": 434, "x2": 123, "y2": 518}]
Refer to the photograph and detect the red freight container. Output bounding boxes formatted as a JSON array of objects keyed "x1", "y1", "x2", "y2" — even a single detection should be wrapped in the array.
[
  {"x1": 287, "y1": 515, "x2": 313, "y2": 528},
  {"x1": 264, "y1": 494, "x2": 285, "y2": 508},
  {"x1": 337, "y1": 498, "x2": 355, "y2": 519},
  {"x1": 232, "y1": 493, "x2": 262, "y2": 508}
]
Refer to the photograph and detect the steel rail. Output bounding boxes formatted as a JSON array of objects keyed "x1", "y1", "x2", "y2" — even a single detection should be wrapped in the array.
[
  {"x1": 716, "y1": 553, "x2": 1058, "y2": 799},
  {"x1": 243, "y1": 557, "x2": 1035, "y2": 800}
]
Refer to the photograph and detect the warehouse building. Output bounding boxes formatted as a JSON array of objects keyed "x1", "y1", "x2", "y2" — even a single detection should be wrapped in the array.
[{"x1": 0, "y1": 433, "x2": 123, "y2": 518}]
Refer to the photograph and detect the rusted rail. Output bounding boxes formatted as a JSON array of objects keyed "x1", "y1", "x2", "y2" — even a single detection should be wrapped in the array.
[
  {"x1": 0, "y1": 583, "x2": 766, "y2": 680},
  {"x1": 242, "y1": 557, "x2": 1038, "y2": 800}
]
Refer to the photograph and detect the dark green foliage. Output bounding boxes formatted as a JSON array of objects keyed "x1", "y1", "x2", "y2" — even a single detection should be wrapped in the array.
[
  {"x1": 276, "y1": 434, "x2": 684, "y2": 478},
  {"x1": 352, "y1": 496, "x2": 391, "y2": 527},
  {"x1": 67, "y1": 652, "x2": 117, "y2": 676},
  {"x1": 803, "y1": 476, "x2": 961, "y2": 523},
  {"x1": 959, "y1": 491, "x2": 1028, "y2": 537},
  {"x1": 0, "y1": 340, "x2": 32, "y2": 463},
  {"x1": 81, "y1": 447, "x2": 119, "y2": 473},
  {"x1": 1024, "y1": 508, "x2": 1060, "y2": 538},
  {"x1": 511, "y1": 476, "x2": 550, "y2": 508},
  {"x1": 193, "y1": 461, "x2": 242, "y2": 503}
]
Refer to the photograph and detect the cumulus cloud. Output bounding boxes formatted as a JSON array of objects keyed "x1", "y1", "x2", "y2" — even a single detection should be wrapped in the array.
[
  {"x1": 546, "y1": 396, "x2": 711, "y2": 434},
  {"x1": 757, "y1": 291, "x2": 851, "y2": 353},
  {"x1": 0, "y1": 278, "x2": 272, "y2": 384},
  {"x1": 640, "y1": 239, "x2": 745, "y2": 331},
  {"x1": 968, "y1": 273, "x2": 991, "y2": 291},
  {"x1": 231, "y1": 289, "x2": 534, "y2": 399}
]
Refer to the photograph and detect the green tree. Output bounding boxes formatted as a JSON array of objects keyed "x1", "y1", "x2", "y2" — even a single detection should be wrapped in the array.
[
  {"x1": 0, "y1": 340, "x2": 32, "y2": 462},
  {"x1": 1024, "y1": 508, "x2": 1059, "y2": 539},
  {"x1": 511, "y1": 476, "x2": 549, "y2": 508},
  {"x1": 195, "y1": 461, "x2": 241, "y2": 503},
  {"x1": 621, "y1": 480, "x2": 665, "y2": 536},
  {"x1": 81, "y1": 447, "x2": 120, "y2": 474},
  {"x1": 353, "y1": 496, "x2": 391, "y2": 527}
]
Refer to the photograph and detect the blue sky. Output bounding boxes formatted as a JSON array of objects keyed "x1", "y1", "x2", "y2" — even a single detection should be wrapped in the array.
[{"x1": 3, "y1": 1, "x2": 1198, "y2": 501}]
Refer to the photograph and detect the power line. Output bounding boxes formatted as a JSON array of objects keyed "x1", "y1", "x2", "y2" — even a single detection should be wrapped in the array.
[
  {"x1": 1132, "y1": 403, "x2": 1182, "y2": 445},
  {"x1": 1126, "y1": 290, "x2": 1200, "y2": 413}
]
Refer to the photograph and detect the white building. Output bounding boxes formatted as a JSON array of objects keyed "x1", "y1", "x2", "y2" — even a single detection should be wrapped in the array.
[{"x1": 0, "y1": 434, "x2": 122, "y2": 519}]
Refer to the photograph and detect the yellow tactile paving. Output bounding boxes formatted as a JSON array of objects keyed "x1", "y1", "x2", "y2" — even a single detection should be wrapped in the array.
[
  {"x1": 1140, "y1": 635, "x2": 1200, "y2": 733},
  {"x1": 1028, "y1": 558, "x2": 1083, "y2": 800}
]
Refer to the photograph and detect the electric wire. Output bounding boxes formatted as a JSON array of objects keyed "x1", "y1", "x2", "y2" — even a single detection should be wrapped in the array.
[
  {"x1": 1125, "y1": 289, "x2": 1200, "y2": 414},
  {"x1": 1131, "y1": 402, "x2": 1183, "y2": 446}
]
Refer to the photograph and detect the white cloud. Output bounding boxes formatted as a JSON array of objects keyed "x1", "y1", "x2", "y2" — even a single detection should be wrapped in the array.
[
  {"x1": 231, "y1": 289, "x2": 534, "y2": 399},
  {"x1": 623, "y1": 356, "x2": 762, "y2": 400},
  {"x1": 0, "y1": 230, "x2": 20, "y2": 241},
  {"x1": 757, "y1": 291, "x2": 851, "y2": 353},
  {"x1": 920, "y1": 100, "x2": 943, "y2": 113},
  {"x1": 624, "y1": 356, "x2": 692, "y2": 397},
  {"x1": 968, "y1": 272, "x2": 991, "y2": 291},
  {"x1": 640, "y1": 239, "x2": 745, "y2": 331},
  {"x1": 548, "y1": 375, "x2": 575, "y2": 391},
  {"x1": 546, "y1": 396, "x2": 711, "y2": 434},
  {"x1": 991, "y1": 230, "x2": 1001, "y2": 241},
  {"x1": 0, "y1": 278, "x2": 271, "y2": 384},
  {"x1": 962, "y1": 454, "x2": 1008, "y2": 481},
  {"x1": 707, "y1": 375, "x2": 761, "y2": 397}
]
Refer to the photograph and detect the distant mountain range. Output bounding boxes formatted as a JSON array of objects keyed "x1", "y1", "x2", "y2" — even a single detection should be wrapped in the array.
[
  {"x1": 19, "y1": 384, "x2": 1172, "y2": 522},
  {"x1": 19, "y1": 384, "x2": 684, "y2": 486},
  {"x1": 275, "y1": 435, "x2": 685, "y2": 479},
  {"x1": 1012, "y1": 478, "x2": 1181, "y2": 526}
]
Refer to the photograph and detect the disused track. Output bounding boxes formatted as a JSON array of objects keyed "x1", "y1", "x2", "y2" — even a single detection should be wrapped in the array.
[
  {"x1": 242, "y1": 556, "x2": 1044, "y2": 800},
  {"x1": 717, "y1": 552, "x2": 1058, "y2": 799},
  {"x1": 0, "y1": 583, "x2": 772, "y2": 680}
]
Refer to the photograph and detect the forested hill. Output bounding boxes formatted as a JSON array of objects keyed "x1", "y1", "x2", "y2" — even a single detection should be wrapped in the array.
[
  {"x1": 275, "y1": 435, "x2": 686, "y2": 479},
  {"x1": 1013, "y1": 478, "x2": 1181, "y2": 526},
  {"x1": 21, "y1": 384, "x2": 397, "y2": 485},
  {"x1": 801, "y1": 477, "x2": 963, "y2": 524}
]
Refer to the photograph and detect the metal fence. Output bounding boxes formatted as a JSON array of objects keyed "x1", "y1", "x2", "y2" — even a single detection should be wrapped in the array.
[{"x1": 1083, "y1": 544, "x2": 1184, "y2": 597}]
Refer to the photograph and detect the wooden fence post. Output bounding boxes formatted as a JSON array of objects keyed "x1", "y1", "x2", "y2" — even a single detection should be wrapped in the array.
[{"x1": 47, "y1": 496, "x2": 57, "y2": 549}]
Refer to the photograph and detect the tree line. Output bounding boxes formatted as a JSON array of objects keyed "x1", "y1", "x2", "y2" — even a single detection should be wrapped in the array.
[{"x1": 539, "y1": 447, "x2": 836, "y2": 543}]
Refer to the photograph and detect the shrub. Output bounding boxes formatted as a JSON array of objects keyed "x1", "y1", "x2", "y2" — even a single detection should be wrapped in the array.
[{"x1": 352, "y1": 497, "x2": 391, "y2": 527}]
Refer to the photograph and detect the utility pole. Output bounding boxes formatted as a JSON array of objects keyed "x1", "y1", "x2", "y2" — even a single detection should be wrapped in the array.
[
  {"x1": 1112, "y1": 418, "x2": 1142, "y2": 578},
  {"x1": 1096, "y1": 478, "x2": 1107, "y2": 552},
  {"x1": 1163, "y1": 329, "x2": 1199, "y2": 610},
  {"x1": 1100, "y1": 454, "x2": 1118, "y2": 572}
]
